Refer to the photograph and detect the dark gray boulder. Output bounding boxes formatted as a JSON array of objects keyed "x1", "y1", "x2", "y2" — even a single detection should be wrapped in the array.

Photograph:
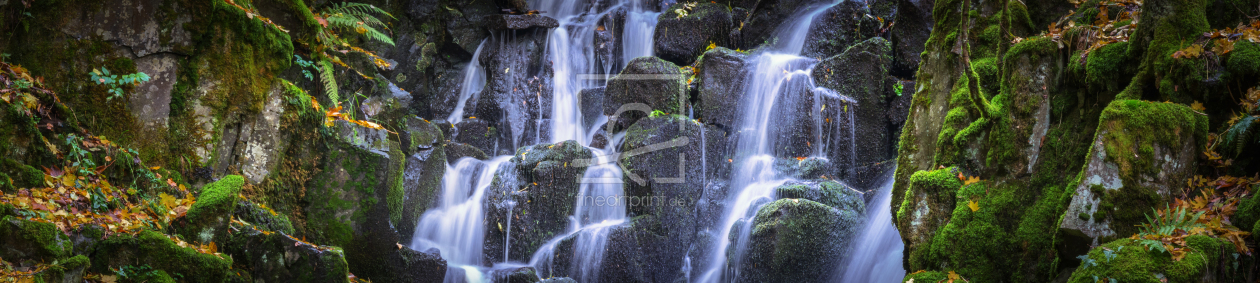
[
  {"x1": 890, "y1": 0, "x2": 934, "y2": 77},
  {"x1": 811, "y1": 37, "x2": 896, "y2": 174},
  {"x1": 654, "y1": 3, "x2": 734, "y2": 66},
  {"x1": 736, "y1": 180, "x2": 865, "y2": 283},
  {"x1": 445, "y1": 142, "x2": 490, "y2": 164},
  {"x1": 802, "y1": 0, "x2": 882, "y2": 59},
  {"x1": 223, "y1": 223, "x2": 351, "y2": 283},
  {"x1": 399, "y1": 119, "x2": 448, "y2": 240},
  {"x1": 485, "y1": 15, "x2": 561, "y2": 30},
  {"x1": 604, "y1": 57, "x2": 688, "y2": 129},
  {"x1": 482, "y1": 141, "x2": 594, "y2": 263},
  {"x1": 491, "y1": 266, "x2": 542, "y2": 283},
  {"x1": 695, "y1": 47, "x2": 748, "y2": 128}
]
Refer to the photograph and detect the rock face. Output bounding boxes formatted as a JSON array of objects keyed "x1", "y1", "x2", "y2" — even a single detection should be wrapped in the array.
[
  {"x1": 399, "y1": 118, "x2": 448, "y2": 240},
  {"x1": 485, "y1": 15, "x2": 561, "y2": 30},
  {"x1": 738, "y1": 180, "x2": 865, "y2": 282},
  {"x1": 889, "y1": 0, "x2": 935, "y2": 77},
  {"x1": 224, "y1": 223, "x2": 350, "y2": 283},
  {"x1": 90, "y1": 230, "x2": 233, "y2": 283},
  {"x1": 653, "y1": 3, "x2": 734, "y2": 66},
  {"x1": 474, "y1": 20, "x2": 554, "y2": 154},
  {"x1": 894, "y1": 167, "x2": 961, "y2": 266},
  {"x1": 0, "y1": 216, "x2": 74, "y2": 263},
  {"x1": 1058, "y1": 100, "x2": 1206, "y2": 244},
  {"x1": 604, "y1": 57, "x2": 689, "y2": 129}
]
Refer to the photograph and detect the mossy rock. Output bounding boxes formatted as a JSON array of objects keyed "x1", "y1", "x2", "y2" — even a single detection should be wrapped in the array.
[
  {"x1": 1059, "y1": 100, "x2": 1206, "y2": 241},
  {"x1": 89, "y1": 229, "x2": 233, "y2": 283},
  {"x1": 603, "y1": 57, "x2": 688, "y2": 129},
  {"x1": 178, "y1": 175, "x2": 245, "y2": 244},
  {"x1": 222, "y1": 222, "x2": 349, "y2": 283},
  {"x1": 654, "y1": 2, "x2": 733, "y2": 66},
  {"x1": 773, "y1": 180, "x2": 864, "y2": 211},
  {"x1": 0, "y1": 215, "x2": 74, "y2": 263},
  {"x1": 896, "y1": 167, "x2": 962, "y2": 266},
  {"x1": 1067, "y1": 235, "x2": 1234, "y2": 283},
  {"x1": 232, "y1": 200, "x2": 296, "y2": 235},
  {"x1": 483, "y1": 141, "x2": 593, "y2": 263},
  {"x1": 738, "y1": 197, "x2": 864, "y2": 282},
  {"x1": 30, "y1": 254, "x2": 90, "y2": 283}
]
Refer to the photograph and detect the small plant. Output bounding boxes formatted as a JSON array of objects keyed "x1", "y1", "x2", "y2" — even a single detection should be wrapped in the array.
[
  {"x1": 89, "y1": 67, "x2": 150, "y2": 101},
  {"x1": 293, "y1": 55, "x2": 316, "y2": 81},
  {"x1": 1130, "y1": 205, "x2": 1205, "y2": 260},
  {"x1": 894, "y1": 81, "x2": 905, "y2": 96},
  {"x1": 649, "y1": 110, "x2": 667, "y2": 117},
  {"x1": 114, "y1": 264, "x2": 163, "y2": 282},
  {"x1": 673, "y1": 2, "x2": 697, "y2": 19}
]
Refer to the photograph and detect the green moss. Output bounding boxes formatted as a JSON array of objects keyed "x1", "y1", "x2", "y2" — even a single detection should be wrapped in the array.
[
  {"x1": 1098, "y1": 100, "x2": 1207, "y2": 186},
  {"x1": 1235, "y1": 195, "x2": 1260, "y2": 232},
  {"x1": 182, "y1": 175, "x2": 245, "y2": 244},
  {"x1": 387, "y1": 144, "x2": 406, "y2": 227},
  {"x1": 0, "y1": 215, "x2": 73, "y2": 260},
  {"x1": 1226, "y1": 41, "x2": 1260, "y2": 80},
  {"x1": 91, "y1": 229, "x2": 232, "y2": 283},
  {"x1": 1066, "y1": 235, "x2": 1229, "y2": 283},
  {"x1": 1083, "y1": 42, "x2": 1133, "y2": 92}
]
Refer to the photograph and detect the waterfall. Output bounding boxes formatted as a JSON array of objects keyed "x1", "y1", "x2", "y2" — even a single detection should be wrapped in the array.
[
  {"x1": 529, "y1": 134, "x2": 628, "y2": 283},
  {"x1": 622, "y1": 0, "x2": 659, "y2": 66},
  {"x1": 447, "y1": 40, "x2": 489, "y2": 125},
  {"x1": 539, "y1": 0, "x2": 658, "y2": 145},
  {"x1": 836, "y1": 171, "x2": 905, "y2": 282},
  {"x1": 411, "y1": 156, "x2": 513, "y2": 283},
  {"x1": 694, "y1": 1, "x2": 843, "y2": 282}
]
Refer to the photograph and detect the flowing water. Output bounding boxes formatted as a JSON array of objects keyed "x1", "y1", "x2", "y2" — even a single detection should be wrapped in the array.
[
  {"x1": 411, "y1": 156, "x2": 513, "y2": 283},
  {"x1": 693, "y1": 1, "x2": 844, "y2": 282},
  {"x1": 411, "y1": 0, "x2": 909, "y2": 281},
  {"x1": 836, "y1": 171, "x2": 906, "y2": 282},
  {"x1": 447, "y1": 40, "x2": 489, "y2": 125}
]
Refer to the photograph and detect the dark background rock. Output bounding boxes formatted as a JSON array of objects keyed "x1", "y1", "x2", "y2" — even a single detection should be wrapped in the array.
[
  {"x1": 802, "y1": 0, "x2": 882, "y2": 59},
  {"x1": 695, "y1": 48, "x2": 748, "y2": 128},
  {"x1": 604, "y1": 57, "x2": 689, "y2": 129},
  {"x1": 653, "y1": 3, "x2": 734, "y2": 66}
]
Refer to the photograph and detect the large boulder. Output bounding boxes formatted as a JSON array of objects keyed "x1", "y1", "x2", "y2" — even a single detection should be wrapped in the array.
[
  {"x1": 730, "y1": 0, "x2": 815, "y2": 50},
  {"x1": 737, "y1": 180, "x2": 865, "y2": 282},
  {"x1": 695, "y1": 47, "x2": 748, "y2": 128},
  {"x1": 802, "y1": 0, "x2": 882, "y2": 59},
  {"x1": 604, "y1": 57, "x2": 689, "y2": 129},
  {"x1": 653, "y1": 3, "x2": 734, "y2": 66},
  {"x1": 889, "y1": 0, "x2": 935, "y2": 77},
  {"x1": 483, "y1": 141, "x2": 594, "y2": 263},
  {"x1": 474, "y1": 22, "x2": 554, "y2": 153},
  {"x1": 1058, "y1": 100, "x2": 1206, "y2": 245},
  {"x1": 485, "y1": 15, "x2": 561, "y2": 30}
]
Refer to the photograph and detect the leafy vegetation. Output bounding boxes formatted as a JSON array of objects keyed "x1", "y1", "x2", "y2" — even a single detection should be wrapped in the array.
[{"x1": 88, "y1": 67, "x2": 150, "y2": 102}]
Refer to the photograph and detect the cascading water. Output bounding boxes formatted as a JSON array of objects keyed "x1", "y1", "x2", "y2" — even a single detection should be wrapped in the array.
[
  {"x1": 411, "y1": 156, "x2": 512, "y2": 283},
  {"x1": 694, "y1": 1, "x2": 844, "y2": 282},
  {"x1": 836, "y1": 171, "x2": 905, "y2": 282},
  {"x1": 621, "y1": 0, "x2": 659, "y2": 66},
  {"x1": 529, "y1": 134, "x2": 628, "y2": 282},
  {"x1": 447, "y1": 40, "x2": 489, "y2": 125}
]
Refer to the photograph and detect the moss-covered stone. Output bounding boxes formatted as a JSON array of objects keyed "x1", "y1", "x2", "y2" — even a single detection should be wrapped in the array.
[
  {"x1": 896, "y1": 167, "x2": 963, "y2": 268},
  {"x1": 90, "y1": 229, "x2": 233, "y2": 283},
  {"x1": 223, "y1": 222, "x2": 350, "y2": 283},
  {"x1": 1066, "y1": 235, "x2": 1234, "y2": 283},
  {"x1": 0, "y1": 216, "x2": 73, "y2": 263},
  {"x1": 738, "y1": 197, "x2": 863, "y2": 282},
  {"x1": 179, "y1": 175, "x2": 245, "y2": 244}
]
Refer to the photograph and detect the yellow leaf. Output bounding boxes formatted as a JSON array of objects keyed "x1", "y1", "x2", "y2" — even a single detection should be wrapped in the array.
[
  {"x1": 965, "y1": 176, "x2": 980, "y2": 186},
  {"x1": 150, "y1": 166, "x2": 161, "y2": 170},
  {"x1": 706, "y1": 41, "x2": 717, "y2": 51},
  {"x1": 1190, "y1": 101, "x2": 1206, "y2": 111},
  {"x1": 159, "y1": 193, "x2": 178, "y2": 209},
  {"x1": 100, "y1": 275, "x2": 118, "y2": 283},
  {"x1": 968, "y1": 200, "x2": 980, "y2": 212},
  {"x1": 947, "y1": 271, "x2": 961, "y2": 283}
]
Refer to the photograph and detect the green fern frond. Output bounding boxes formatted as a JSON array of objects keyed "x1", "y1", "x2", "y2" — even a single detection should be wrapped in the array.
[
  {"x1": 1220, "y1": 115, "x2": 1259, "y2": 157},
  {"x1": 319, "y1": 59, "x2": 339, "y2": 104}
]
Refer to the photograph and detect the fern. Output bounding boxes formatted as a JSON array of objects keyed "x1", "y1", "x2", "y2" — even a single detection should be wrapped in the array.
[
  {"x1": 319, "y1": 59, "x2": 339, "y2": 104},
  {"x1": 1219, "y1": 115, "x2": 1259, "y2": 158},
  {"x1": 319, "y1": 2, "x2": 395, "y2": 46}
]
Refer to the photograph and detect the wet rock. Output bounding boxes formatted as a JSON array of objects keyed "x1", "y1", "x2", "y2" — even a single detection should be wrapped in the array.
[
  {"x1": 889, "y1": 0, "x2": 935, "y2": 77},
  {"x1": 894, "y1": 167, "x2": 961, "y2": 267},
  {"x1": 604, "y1": 57, "x2": 688, "y2": 129},
  {"x1": 580, "y1": 87, "x2": 607, "y2": 131},
  {"x1": 772, "y1": 158, "x2": 834, "y2": 182},
  {"x1": 812, "y1": 37, "x2": 895, "y2": 168},
  {"x1": 397, "y1": 247, "x2": 449, "y2": 283},
  {"x1": 400, "y1": 118, "x2": 448, "y2": 240},
  {"x1": 483, "y1": 141, "x2": 594, "y2": 263},
  {"x1": 453, "y1": 118, "x2": 499, "y2": 154},
  {"x1": 223, "y1": 223, "x2": 350, "y2": 283},
  {"x1": 491, "y1": 266, "x2": 542, "y2": 283},
  {"x1": 476, "y1": 27, "x2": 553, "y2": 152},
  {"x1": 176, "y1": 175, "x2": 245, "y2": 244},
  {"x1": 0, "y1": 215, "x2": 73, "y2": 263},
  {"x1": 731, "y1": 0, "x2": 814, "y2": 50},
  {"x1": 695, "y1": 47, "x2": 747, "y2": 128},
  {"x1": 446, "y1": 142, "x2": 490, "y2": 163},
  {"x1": 738, "y1": 181, "x2": 865, "y2": 282},
  {"x1": 485, "y1": 15, "x2": 561, "y2": 30},
  {"x1": 802, "y1": 0, "x2": 881, "y2": 59},
  {"x1": 618, "y1": 115, "x2": 707, "y2": 282},
  {"x1": 539, "y1": 277, "x2": 578, "y2": 283},
  {"x1": 1059, "y1": 100, "x2": 1206, "y2": 245},
  {"x1": 653, "y1": 3, "x2": 733, "y2": 66},
  {"x1": 89, "y1": 230, "x2": 233, "y2": 283}
]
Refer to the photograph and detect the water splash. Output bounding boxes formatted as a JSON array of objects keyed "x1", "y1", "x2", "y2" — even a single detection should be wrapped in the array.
[
  {"x1": 447, "y1": 40, "x2": 489, "y2": 125},
  {"x1": 835, "y1": 171, "x2": 905, "y2": 282},
  {"x1": 529, "y1": 146, "x2": 628, "y2": 283}
]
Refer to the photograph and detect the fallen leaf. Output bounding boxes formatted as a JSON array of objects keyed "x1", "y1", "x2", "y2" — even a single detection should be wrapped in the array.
[{"x1": 968, "y1": 200, "x2": 980, "y2": 212}]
